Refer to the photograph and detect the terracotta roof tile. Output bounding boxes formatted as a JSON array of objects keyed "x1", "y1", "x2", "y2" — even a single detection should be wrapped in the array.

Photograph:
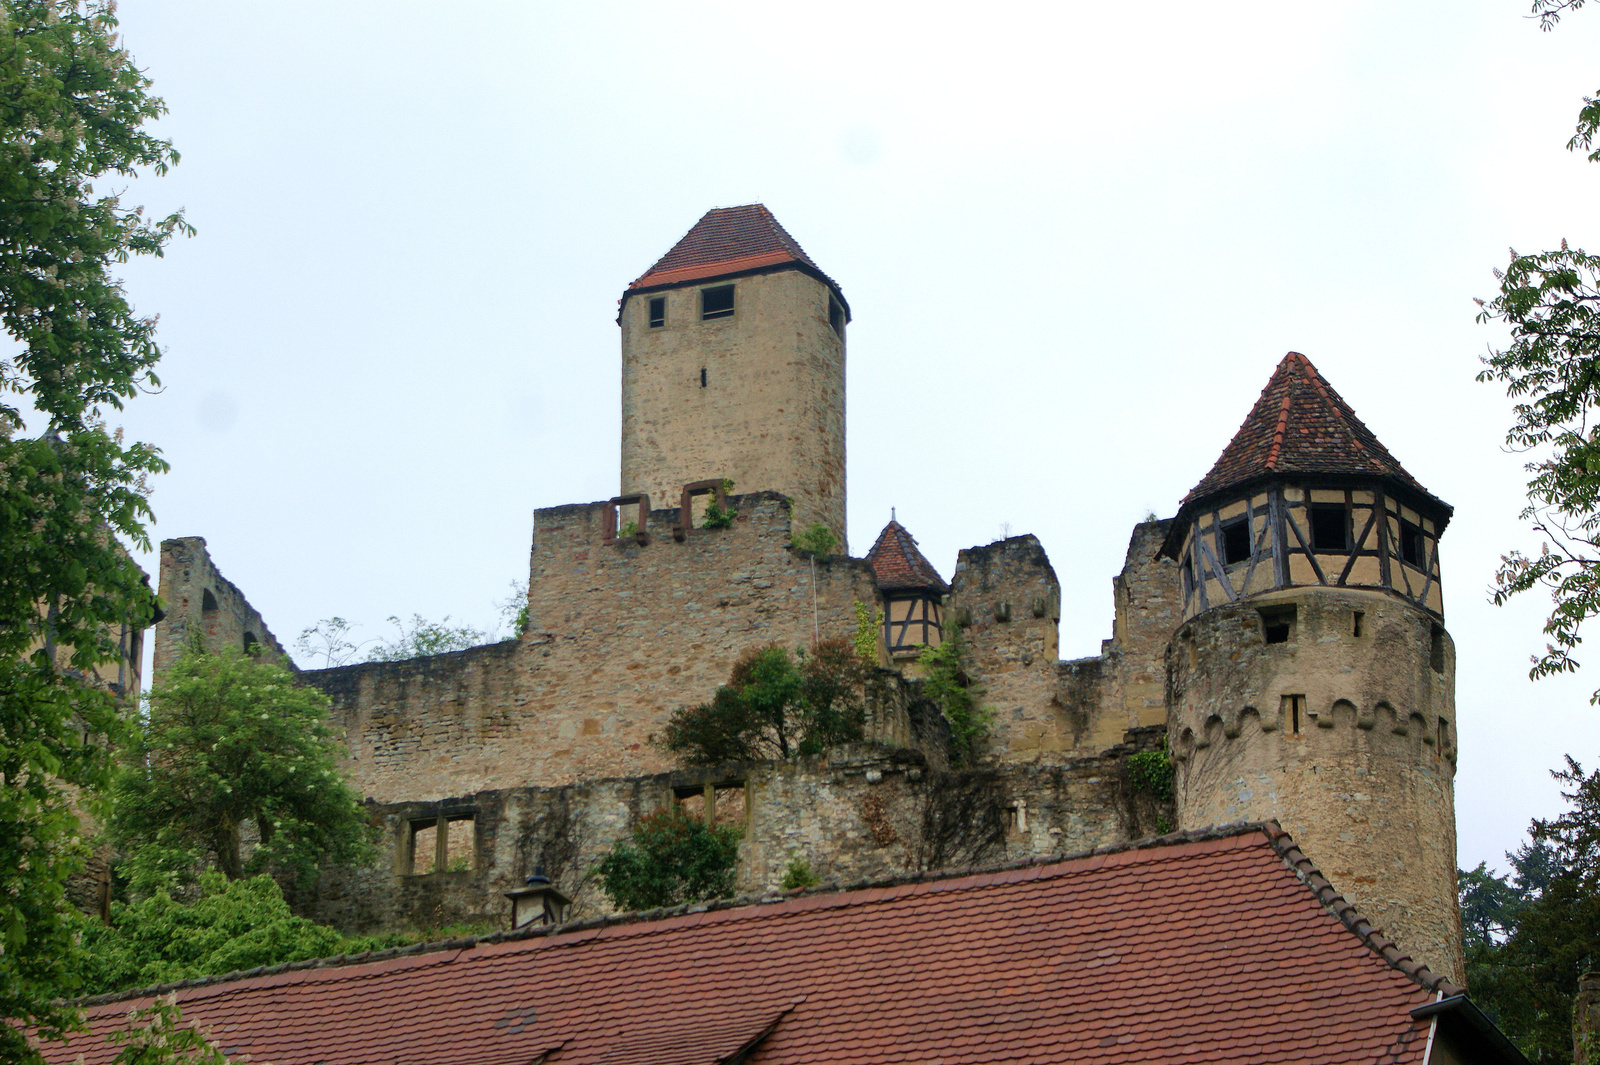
[
  {"x1": 37, "y1": 825, "x2": 1462, "y2": 1065},
  {"x1": 867, "y1": 520, "x2": 948, "y2": 593},
  {"x1": 625, "y1": 205, "x2": 848, "y2": 317},
  {"x1": 1182, "y1": 352, "x2": 1447, "y2": 518}
]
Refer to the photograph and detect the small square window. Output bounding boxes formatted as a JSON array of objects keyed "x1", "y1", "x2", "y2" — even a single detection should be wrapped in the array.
[
  {"x1": 648, "y1": 296, "x2": 665, "y2": 328},
  {"x1": 1221, "y1": 518, "x2": 1250, "y2": 566},
  {"x1": 1400, "y1": 519, "x2": 1425, "y2": 567},
  {"x1": 701, "y1": 284, "x2": 735, "y2": 320},
  {"x1": 1309, "y1": 503, "x2": 1348, "y2": 552},
  {"x1": 1260, "y1": 605, "x2": 1296, "y2": 644}
]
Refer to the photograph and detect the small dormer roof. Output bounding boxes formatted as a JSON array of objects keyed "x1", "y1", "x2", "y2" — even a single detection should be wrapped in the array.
[
  {"x1": 624, "y1": 204, "x2": 849, "y2": 318},
  {"x1": 868, "y1": 520, "x2": 948, "y2": 594},
  {"x1": 1178, "y1": 351, "x2": 1450, "y2": 523}
]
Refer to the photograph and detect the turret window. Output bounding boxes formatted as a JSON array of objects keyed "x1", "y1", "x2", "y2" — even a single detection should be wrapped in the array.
[
  {"x1": 648, "y1": 297, "x2": 666, "y2": 328},
  {"x1": 1221, "y1": 518, "x2": 1250, "y2": 566},
  {"x1": 701, "y1": 284, "x2": 735, "y2": 320},
  {"x1": 1399, "y1": 518, "x2": 1425, "y2": 567},
  {"x1": 1309, "y1": 504, "x2": 1348, "y2": 552},
  {"x1": 829, "y1": 296, "x2": 845, "y2": 337}
]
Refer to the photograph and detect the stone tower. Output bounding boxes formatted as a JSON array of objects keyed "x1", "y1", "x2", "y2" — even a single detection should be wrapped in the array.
[
  {"x1": 618, "y1": 205, "x2": 850, "y2": 548},
  {"x1": 1161, "y1": 352, "x2": 1461, "y2": 982}
]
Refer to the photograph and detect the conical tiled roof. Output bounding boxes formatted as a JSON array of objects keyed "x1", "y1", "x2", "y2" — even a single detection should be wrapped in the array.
[
  {"x1": 1181, "y1": 352, "x2": 1446, "y2": 515},
  {"x1": 867, "y1": 520, "x2": 948, "y2": 593},
  {"x1": 626, "y1": 204, "x2": 848, "y2": 315}
]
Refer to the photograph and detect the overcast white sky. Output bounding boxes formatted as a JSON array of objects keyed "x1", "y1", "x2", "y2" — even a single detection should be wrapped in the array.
[{"x1": 79, "y1": 1, "x2": 1600, "y2": 875}]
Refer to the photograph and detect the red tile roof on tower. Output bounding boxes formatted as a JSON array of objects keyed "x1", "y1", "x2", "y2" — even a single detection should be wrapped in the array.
[
  {"x1": 36, "y1": 825, "x2": 1495, "y2": 1065},
  {"x1": 867, "y1": 519, "x2": 948, "y2": 593},
  {"x1": 626, "y1": 205, "x2": 848, "y2": 315},
  {"x1": 1181, "y1": 351, "x2": 1449, "y2": 518}
]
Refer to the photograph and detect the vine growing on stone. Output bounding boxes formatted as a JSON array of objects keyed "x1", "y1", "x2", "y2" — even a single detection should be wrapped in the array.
[{"x1": 917, "y1": 630, "x2": 992, "y2": 767}]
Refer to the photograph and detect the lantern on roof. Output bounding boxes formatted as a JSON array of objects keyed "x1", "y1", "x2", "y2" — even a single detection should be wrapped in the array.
[
  {"x1": 506, "y1": 867, "x2": 571, "y2": 930},
  {"x1": 867, "y1": 518, "x2": 949, "y2": 659}
]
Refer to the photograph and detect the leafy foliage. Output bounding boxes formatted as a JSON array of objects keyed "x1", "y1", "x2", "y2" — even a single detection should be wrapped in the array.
[
  {"x1": 366, "y1": 613, "x2": 493, "y2": 662},
  {"x1": 701, "y1": 479, "x2": 737, "y2": 529},
  {"x1": 294, "y1": 616, "x2": 366, "y2": 668},
  {"x1": 102, "y1": 995, "x2": 230, "y2": 1065},
  {"x1": 595, "y1": 806, "x2": 740, "y2": 912},
  {"x1": 658, "y1": 639, "x2": 868, "y2": 764},
  {"x1": 1460, "y1": 756, "x2": 1600, "y2": 1061},
  {"x1": 852, "y1": 600, "x2": 882, "y2": 664},
  {"x1": 918, "y1": 630, "x2": 992, "y2": 766},
  {"x1": 496, "y1": 579, "x2": 530, "y2": 637},
  {"x1": 780, "y1": 857, "x2": 820, "y2": 891},
  {"x1": 1125, "y1": 746, "x2": 1175, "y2": 801},
  {"x1": 0, "y1": 0, "x2": 189, "y2": 1052},
  {"x1": 109, "y1": 647, "x2": 373, "y2": 892},
  {"x1": 792, "y1": 522, "x2": 838, "y2": 556}
]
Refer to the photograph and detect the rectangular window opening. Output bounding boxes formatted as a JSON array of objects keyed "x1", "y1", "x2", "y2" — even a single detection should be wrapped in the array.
[
  {"x1": 1430, "y1": 624, "x2": 1445, "y2": 674},
  {"x1": 700, "y1": 367, "x2": 707, "y2": 388},
  {"x1": 828, "y1": 296, "x2": 845, "y2": 337},
  {"x1": 701, "y1": 284, "x2": 735, "y2": 320},
  {"x1": 1260, "y1": 605, "x2": 1296, "y2": 645},
  {"x1": 408, "y1": 814, "x2": 476, "y2": 875},
  {"x1": 648, "y1": 296, "x2": 666, "y2": 328},
  {"x1": 1309, "y1": 503, "x2": 1349, "y2": 552},
  {"x1": 1352, "y1": 611, "x2": 1364, "y2": 638},
  {"x1": 1400, "y1": 519, "x2": 1426, "y2": 568},
  {"x1": 1221, "y1": 517, "x2": 1251, "y2": 566},
  {"x1": 1282, "y1": 694, "x2": 1305, "y2": 734}
]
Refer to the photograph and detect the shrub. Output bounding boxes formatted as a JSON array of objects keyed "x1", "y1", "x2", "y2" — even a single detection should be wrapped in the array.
[
  {"x1": 918, "y1": 630, "x2": 992, "y2": 766},
  {"x1": 659, "y1": 640, "x2": 867, "y2": 764},
  {"x1": 852, "y1": 600, "x2": 883, "y2": 664},
  {"x1": 701, "y1": 479, "x2": 737, "y2": 529},
  {"x1": 1125, "y1": 746, "x2": 1175, "y2": 801},
  {"x1": 792, "y1": 522, "x2": 838, "y2": 555},
  {"x1": 596, "y1": 807, "x2": 741, "y2": 911},
  {"x1": 780, "y1": 857, "x2": 821, "y2": 891}
]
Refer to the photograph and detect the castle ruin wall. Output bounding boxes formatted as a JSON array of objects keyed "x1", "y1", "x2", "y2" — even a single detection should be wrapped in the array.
[{"x1": 154, "y1": 536, "x2": 289, "y2": 674}]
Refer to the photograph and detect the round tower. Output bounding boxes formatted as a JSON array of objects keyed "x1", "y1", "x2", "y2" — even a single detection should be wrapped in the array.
[
  {"x1": 1160, "y1": 352, "x2": 1461, "y2": 983},
  {"x1": 617, "y1": 204, "x2": 849, "y2": 549}
]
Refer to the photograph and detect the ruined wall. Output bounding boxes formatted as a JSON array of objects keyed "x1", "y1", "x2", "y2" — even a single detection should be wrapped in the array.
[
  {"x1": 1167, "y1": 587, "x2": 1461, "y2": 984},
  {"x1": 620, "y1": 269, "x2": 847, "y2": 548},
  {"x1": 154, "y1": 537, "x2": 288, "y2": 674},
  {"x1": 303, "y1": 734, "x2": 1173, "y2": 936},
  {"x1": 949, "y1": 525, "x2": 1182, "y2": 764},
  {"x1": 304, "y1": 493, "x2": 881, "y2": 803}
]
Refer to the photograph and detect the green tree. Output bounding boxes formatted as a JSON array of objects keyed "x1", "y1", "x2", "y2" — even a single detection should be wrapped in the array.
[
  {"x1": 0, "y1": 0, "x2": 188, "y2": 1053},
  {"x1": 102, "y1": 995, "x2": 231, "y2": 1065},
  {"x1": 1476, "y1": 2, "x2": 1600, "y2": 701},
  {"x1": 595, "y1": 806, "x2": 741, "y2": 912},
  {"x1": 658, "y1": 639, "x2": 868, "y2": 765},
  {"x1": 365, "y1": 613, "x2": 492, "y2": 662},
  {"x1": 109, "y1": 647, "x2": 372, "y2": 893}
]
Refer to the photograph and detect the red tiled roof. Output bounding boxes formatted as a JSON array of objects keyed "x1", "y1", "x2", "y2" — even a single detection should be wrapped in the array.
[
  {"x1": 38, "y1": 826, "x2": 1460, "y2": 1065},
  {"x1": 626, "y1": 205, "x2": 847, "y2": 315},
  {"x1": 867, "y1": 520, "x2": 948, "y2": 593},
  {"x1": 1182, "y1": 352, "x2": 1444, "y2": 515}
]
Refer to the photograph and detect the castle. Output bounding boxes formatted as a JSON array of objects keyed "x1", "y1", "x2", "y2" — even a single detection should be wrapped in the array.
[{"x1": 152, "y1": 204, "x2": 1462, "y2": 983}]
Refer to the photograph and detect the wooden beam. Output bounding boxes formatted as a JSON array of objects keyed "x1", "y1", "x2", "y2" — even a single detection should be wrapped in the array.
[
  {"x1": 1283, "y1": 504, "x2": 1328, "y2": 585},
  {"x1": 1196, "y1": 536, "x2": 1238, "y2": 602},
  {"x1": 1337, "y1": 507, "x2": 1379, "y2": 586}
]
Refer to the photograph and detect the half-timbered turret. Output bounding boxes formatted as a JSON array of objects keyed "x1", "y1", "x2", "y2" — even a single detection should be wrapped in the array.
[
  {"x1": 867, "y1": 518, "x2": 948, "y2": 661},
  {"x1": 1160, "y1": 351, "x2": 1452, "y2": 620},
  {"x1": 1162, "y1": 351, "x2": 1463, "y2": 985}
]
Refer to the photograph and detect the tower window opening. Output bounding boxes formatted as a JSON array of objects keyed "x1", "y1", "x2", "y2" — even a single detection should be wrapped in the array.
[
  {"x1": 1282, "y1": 694, "x2": 1305, "y2": 733},
  {"x1": 201, "y1": 588, "x2": 218, "y2": 613},
  {"x1": 1309, "y1": 503, "x2": 1348, "y2": 552},
  {"x1": 1221, "y1": 517, "x2": 1250, "y2": 566},
  {"x1": 1352, "y1": 611, "x2": 1364, "y2": 638},
  {"x1": 1181, "y1": 552, "x2": 1195, "y2": 596},
  {"x1": 1400, "y1": 518, "x2": 1426, "y2": 568},
  {"x1": 648, "y1": 296, "x2": 666, "y2": 328},
  {"x1": 700, "y1": 367, "x2": 707, "y2": 388},
  {"x1": 828, "y1": 295, "x2": 845, "y2": 337},
  {"x1": 701, "y1": 284, "x2": 735, "y2": 320},
  {"x1": 1430, "y1": 623, "x2": 1445, "y2": 673},
  {"x1": 1259, "y1": 605, "x2": 1296, "y2": 644},
  {"x1": 243, "y1": 631, "x2": 258, "y2": 655}
]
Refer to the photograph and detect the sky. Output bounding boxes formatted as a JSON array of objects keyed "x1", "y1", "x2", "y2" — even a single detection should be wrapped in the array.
[{"x1": 63, "y1": 1, "x2": 1600, "y2": 874}]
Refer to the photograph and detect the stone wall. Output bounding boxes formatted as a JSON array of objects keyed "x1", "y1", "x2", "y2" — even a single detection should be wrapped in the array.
[
  {"x1": 154, "y1": 536, "x2": 288, "y2": 674},
  {"x1": 1167, "y1": 587, "x2": 1461, "y2": 984},
  {"x1": 300, "y1": 492, "x2": 881, "y2": 803},
  {"x1": 619, "y1": 269, "x2": 847, "y2": 548},
  {"x1": 301, "y1": 732, "x2": 1173, "y2": 936}
]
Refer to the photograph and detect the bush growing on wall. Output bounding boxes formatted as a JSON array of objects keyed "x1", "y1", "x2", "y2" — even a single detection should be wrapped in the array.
[
  {"x1": 792, "y1": 522, "x2": 838, "y2": 555},
  {"x1": 659, "y1": 639, "x2": 868, "y2": 764},
  {"x1": 596, "y1": 807, "x2": 741, "y2": 912},
  {"x1": 917, "y1": 630, "x2": 992, "y2": 766}
]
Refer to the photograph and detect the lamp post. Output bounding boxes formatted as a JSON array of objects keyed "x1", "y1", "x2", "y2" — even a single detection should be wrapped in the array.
[{"x1": 505, "y1": 867, "x2": 571, "y2": 930}]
